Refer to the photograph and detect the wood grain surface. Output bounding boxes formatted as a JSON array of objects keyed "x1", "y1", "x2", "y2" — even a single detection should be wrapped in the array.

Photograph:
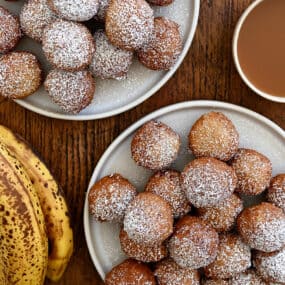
[{"x1": 0, "y1": 0, "x2": 284, "y2": 284}]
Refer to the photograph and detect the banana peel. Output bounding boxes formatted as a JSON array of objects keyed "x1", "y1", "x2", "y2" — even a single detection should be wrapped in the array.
[
  {"x1": 0, "y1": 141, "x2": 48, "y2": 284},
  {"x1": 0, "y1": 125, "x2": 74, "y2": 282}
]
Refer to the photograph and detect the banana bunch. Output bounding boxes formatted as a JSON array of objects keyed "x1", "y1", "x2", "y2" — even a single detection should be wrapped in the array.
[{"x1": 0, "y1": 125, "x2": 74, "y2": 284}]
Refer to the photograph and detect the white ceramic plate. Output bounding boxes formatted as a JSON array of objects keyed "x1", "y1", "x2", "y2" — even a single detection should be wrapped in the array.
[
  {"x1": 1, "y1": 0, "x2": 200, "y2": 120},
  {"x1": 83, "y1": 100, "x2": 285, "y2": 280}
]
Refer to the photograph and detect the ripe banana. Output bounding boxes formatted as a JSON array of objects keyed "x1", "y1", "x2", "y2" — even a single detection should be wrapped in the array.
[
  {"x1": 0, "y1": 125, "x2": 74, "y2": 282},
  {"x1": 0, "y1": 141, "x2": 48, "y2": 284}
]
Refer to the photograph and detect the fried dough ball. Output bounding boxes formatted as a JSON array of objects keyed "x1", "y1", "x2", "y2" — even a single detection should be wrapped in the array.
[
  {"x1": 47, "y1": 0, "x2": 99, "y2": 21},
  {"x1": 0, "y1": 51, "x2": 42, "y2": 99},
  {"x1": 231, "y1": 269, "x2": 267, "y2": 285},
  {"x1": 88, "y1": 174, "x2": 137, "y2": 222},
  {"x1": 237, "y1": 202, "x2": 285, "y2": 252},
  {"x1": 131, "y1": 120, "x2": 181, "y2": 171},
  {"x1": 20, "y1": 0, "x2": 57, "y2": 42},
  {"x1": 145, "y1": 170, "x2": 191, "y2": 218},
  {"x1": 168, "y1": 216, "x2": 219, "y2": 269},
  {"x1": 90, "y1": 30, "x2": 133, "y2": 80},
  {"x1": 105, "y1": 259, "x2": 156, "y2": 285},
  {"x1": 181, "y1": 157, "x2": 237, "y2": 208},
  {"x1": 267, "y1": 174, "x2": 285, "y2": 212},
  {"x1": 197, "y1": 194, "x2": 243, "y2": 232},
  {"x1": 0, "y1": 6, "x2": 21, "y2": 53},
  {"x1": 253, "y1": 247, "x2": 285, "y2": 284},
  {"x1": 44, "y1": 69, "x2": 95, "y2": 114},
  {"x1": 154, "y1": 258, "x2": 200, "y2": 285},
  {"x1": 147, "y1": 0, "x2": 174, "y2": 6},
  {"x1": 137, "y1": 17, "x2": 182, "y2": 70},
  {"x1": 231, "y1": 148, "x2": 272, "y2": 195},
  {"x1": 202, "y1": 280, "x2": 230, "y2": 285},
  {"x1": 119, "y1": 229, "x2": 168, "y2": 263},
  {"x1": 188, "y1": 112, "x2": 239, "y2": 161},
  {"x1": 123, "y1": 192, "x2": 173, "y2": 245},
  {"x1": 204, "y1": 234, "x2": 251, "y2": 279},
  {"x1": 42, "y1": 20, "x2": 95, "y2": 71},
  {"x1": 106, "y1": 0, "x2": 154, "y2": 51}
]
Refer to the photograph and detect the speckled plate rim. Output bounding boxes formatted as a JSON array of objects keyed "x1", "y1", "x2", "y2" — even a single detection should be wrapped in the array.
[
  {"x1": 83, "y1": 100, "x2": 285, "y2": 280},
  {"x1": 14, "y1": 1, "x2": 200, "y2": 121}
]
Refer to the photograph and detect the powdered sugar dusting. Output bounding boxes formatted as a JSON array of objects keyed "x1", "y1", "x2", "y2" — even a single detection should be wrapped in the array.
[
  {"x1": 154, "y1": 258, "x2": 200, "y2": 285},
  {"x1": 197, "y1": 194, "x2": 243, "y2": 232},
  {"x1": 131, "y1": 120, "x2": 181, "y2": 170},
  {"x1": 231, "y1": 269, "x2": 267, "y2": 285},
  {"x1": 119, "y1": 229, "x2": 167, "y2": 262},
  {"x1": 254, "y1": 247, "x2": 285, "y2": 283},
  {"x1": 145, "y1": 170, "x2": 191, "y2": 218},
  {"x1": 238, "y1": 203, "x2": 285, "y2": 252},
  {"x1": 20, "y1": 0, "x2": 57, "y2": 42},
  {"x1": 88, "y1": 174, "x2": 137, "y2": 223},
  {"x1": 44, "y1": 69, "x2": 95, "y2": 114},
  {"x1": 0, "y1": 51, "x2": 41, "y2": 98},
  {"x1": 231, "y1": 148, "x2": 272, "y2": 195},
  {"x1": 267, "y1": 174, "x2": 285, "y2": 212},
  {"x1": 202, "y1": 280, "x2": 230, "y2": 285},
  {"x1": 168, "y1": 216, "x2": 219, "y2": 269},
  {"x1": 95, "y1": 0, "x2": 109, "y2": 21},
  {"x1": 105, "y1": 259, "x2": 156, "y2": 284},
  {"x1": 123, "y1": 192, "x2": 173, "y2": 245},
  {"x1": 42, "y1": 20, "x2": 95, "y2": 71},
  {"x1": 0, "y1": 6, "x2": 21, "y2": 53},
  {"x1": 138, "y1": 17, "x2": 182, "y2": 70},
  {"x1": 49, "y1": 0, "x2": 99, "y2": 21},
  {"x1": 106, "y1": 0, "x2": 154, "y2": 50},
  {"x1": 90, "y1": 30, "x2": 133, "y2": 80},
  {"x1": 181, "y1": 157, "x2": 237, "y2": 208},
  {"x1": 205, "y1": 234, "x2": 251, "y2": 279},
  {"x1": 189, "y1": 112, "x2": 239, "y2": 161}
]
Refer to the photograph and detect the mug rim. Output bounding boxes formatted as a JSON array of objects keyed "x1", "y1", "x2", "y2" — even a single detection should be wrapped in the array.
[{"x1": 232, "y1": 0, "x2": 285, "y2": 103}]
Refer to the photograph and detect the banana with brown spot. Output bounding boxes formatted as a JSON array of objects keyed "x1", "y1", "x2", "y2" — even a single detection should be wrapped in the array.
[
  {"x1": 0, "y1": 125, "x2": 74, "y2": 282},
  {"x1": 0, "y1": 141, "x2": 48, "y2": 284}
]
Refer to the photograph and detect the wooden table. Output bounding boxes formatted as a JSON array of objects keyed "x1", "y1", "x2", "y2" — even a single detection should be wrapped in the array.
[{"x1": 0, "y1": 0, "x2": 284, "y2": 284}]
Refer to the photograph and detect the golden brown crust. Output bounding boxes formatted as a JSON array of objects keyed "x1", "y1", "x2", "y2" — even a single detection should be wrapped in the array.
[
  {"x1": 145, "y1": 170, "x2": 191, "y2": 218},
  {"x1": 237, "y1": 202, "x2": 285, "y2": 252},
  {"x1": 154, "y1": 258, "x2": 200, "y2": 285},
  {"x1": 267, "y1": 174, "x2": 285, "y2": 212},
  {"x1": 0, "y1": 6, "x2": 21, "y2": 53},
  {"x1": 204, "y1": 234, "x2": 251, "y2": 279},
  {"x1": 197, "y1": 194, "x2": 243, "y2": 232},
  {"x1": 0, "y1": 51, "x2": 42, "y2": 99},
  {"x1": 168, "y1": 216, "x2": 219, "y2": 269},
  {"x1": 137, "y1": 17, "x2": 182, "y2": 70},
  {"x1": 147, "y1": 0, "x2": 173, "y2": 6},
  {"x1": 131, "y1": 120, "x2": 181, "y2": 170},
  {"x1": 119, "y1": 229, "x2": 168, "y2": 263},
  {"x1": 88, "y1": 174, "x2": 137, "y2": 222},
  {"x1": 231, "y1": 148, "x2": 272, "y2": 195},
  {"x1": 105, "y1": 259, "x2": 156, "y2": 285},
  {"x1": 230, "y1": 269, "x2": 267, "y2": 285},
  {"x1": 106, "y1": 0, "x2": 154, "y2": 51},
  {"x1": 188, "y1": 112, "x2": 239, "y2": 161},
  {"x1": 123, "y1": 192, "x2": 173, "y2": 245},
  {"x1": 202, "y1": 280, "x2": 230, "y2": 285}
]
